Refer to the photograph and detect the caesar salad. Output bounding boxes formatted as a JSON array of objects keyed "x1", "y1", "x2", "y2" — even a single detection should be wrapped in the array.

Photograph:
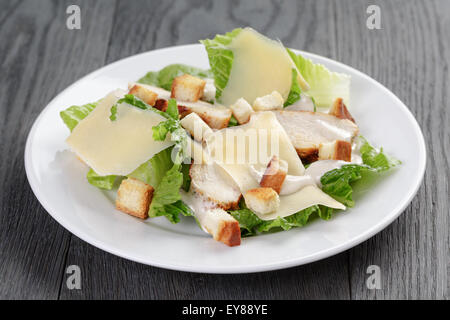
[{"x1": 60, "y1": 28, "x2": 400, "y2": 247}]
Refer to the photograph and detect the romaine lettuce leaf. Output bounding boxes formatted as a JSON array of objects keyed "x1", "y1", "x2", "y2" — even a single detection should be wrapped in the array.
[
  {"x1": 230, "y1": 205, "x2": 323, "y2": 236},
  {"x1": 128, "y1": 148, "x2": 173, "y2": 188},
  {"x1": 287, "y1": 48, "x2": 350, "y2": 108},
  {"x1": 320, "y1": 165, "x2": 374, "y2": 207},
  {"x1": 148, "y1": 99, "x2": 191, "y2": 223},
  {"x1": 138, "y1": 64, "x2": 213, "y2": 91},
  {"x1": 320, "y1": 137, "x2": 400, "y2": 207},
  {"x1": 284, "y1": 69, "x2": 302, "y2": 107},
  {"x1": 200, "y1": 28, "x2": 242, "y2": 100},
  {"x1": 358, "y1": 136, "x2": 401, "y2": 172},
  {"x1": 148, "y1": 163, "x2": 184, "y2": 223},
  {"x1": 86, "y1": 169, "x2": 117, "y2": 190},
  {"x1": 60, "y1": 102, "x2": 97, "y2": 132}
]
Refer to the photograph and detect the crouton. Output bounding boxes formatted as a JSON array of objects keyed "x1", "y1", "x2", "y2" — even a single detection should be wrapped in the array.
[
  {"x1": 129, "y1": 82, "x2": 231, "y2": 129},
  {"x1": 297, "y1": 148, "x2": 319, "y2": 164},
  {"x1": 128, "y1": 84, "x2": 158, "y2": 106},
  {"x1": 329, "y1": 98, "x2": 355, "y2": 123},
  {"x1": 230, "y1": 98, "x2": 254, "y2": 124},
  {"x1": 179, "y1": 101, "x2": 232, "y2": 129},
  {"x1": 180, "y1": 112, "x2": 213, "y2": 142},
  {"x1": 154, "y1": 99, "x2": 168, "y2": 112},
  {"x1": 200, "y1": 208, "x2": 241, "y2": 247},
  {"x1": 171, "y1": 74, "x2": 206, "y2": 102},
  {"x1": 245, "y1": 187, "x2": 280, "y2": 215},
  {"x1": 190, "y1": 164, "x2": 241, "y2": 210},
  {"x1": 259, "y1": 156, "x2": 288, "y2": 194},
  {"x1": 201, "y1": 78, "x2": 216, "y2": 102},
  {"x1": 116, "y1": 178, "x2": 153, "y2": 219},
  {"x1": 253, "y1": 91, "x2": 284, "y2": 111},
  {"x1": 318, "y1": 140, "x2": 352, "y2": 162}
]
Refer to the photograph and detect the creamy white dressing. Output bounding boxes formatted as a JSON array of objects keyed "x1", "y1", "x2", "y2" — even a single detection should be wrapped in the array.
[
  {"x1": 304, "y1": 160, "x2": 349, "y2": 186},
  {"x1": 250, "y1": 155, "x2": 364, "y2": 194},
  {"x1": 315, "y1": 119, "x2": 354, "y2": 141},
  {"x1": 180, "y1": 189, "x2": 214, "y2": 234},
  {"x1": 284, "y1": 94, "x2": 315, "y2": 112}
]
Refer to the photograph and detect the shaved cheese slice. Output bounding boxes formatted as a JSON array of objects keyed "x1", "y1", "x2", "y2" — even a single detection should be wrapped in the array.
[
  {"x1": 208, "y1": 111, "x2": 345, "y2": 220},
  {"x1": 66, "y1": 90, "x2": 173, "y2": 176},
  {"x1": 259, "y1": 185, "x2": 345, "y2": 220},
  {"x1": 220, "y1": 28, "x2": 309, "y2": 106},
  {"x1": 209, "y1": 112, "x2": 304, "y2": 192}
]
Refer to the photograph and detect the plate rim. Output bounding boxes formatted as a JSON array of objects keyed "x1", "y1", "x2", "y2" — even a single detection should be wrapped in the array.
[{"x1": 24, "y1": 44, "x2": 427, "y2": 274}]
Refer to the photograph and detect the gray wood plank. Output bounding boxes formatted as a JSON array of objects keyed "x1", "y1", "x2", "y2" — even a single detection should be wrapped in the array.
[
  {"x1": 333, "y1": 0, "x2": 449, "y2": 299},
  {"x1": 0, "y1": 0, "x2": 116, "y2": 299},
  {"x1": 2, "y1": 0, "x2": 447, "y2": 300},
  {"x1": 60, "y1": 234, "x2": 350, "y2": 300},
  {"x1": 59, "y1": 0, "x2": 351, "y2": 300}
]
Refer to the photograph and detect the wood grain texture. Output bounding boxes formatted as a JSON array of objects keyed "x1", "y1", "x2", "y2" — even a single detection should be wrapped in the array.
[
  {"x1": 0, "y1": 0, "x2": 448, "y2": 300},
  {"x1": 0, "y1": 0, "x2": 116, "y2": 299}
]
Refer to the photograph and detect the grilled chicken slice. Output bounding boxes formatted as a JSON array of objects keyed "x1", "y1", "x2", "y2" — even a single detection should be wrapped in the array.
[
  {"x1": 274, "y1": 110, "x2": 359, "y2": 163},
  {"x1": 182, "y1": 191, "x2": 241, "y2": 247},
  {"x1": 190, "y1": 163, "x2": 242, "y2": 210},
  {"x1": 187, "y1": 163, "x2": 242, "y2": 246}
]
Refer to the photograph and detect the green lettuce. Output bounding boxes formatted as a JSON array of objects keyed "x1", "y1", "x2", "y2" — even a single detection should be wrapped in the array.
[
  {"x1": 128, "y1": 148, "x2": 173, "y2": 188},
  {"x1": 200, "y1": 28, "x2": 242, "y2": 100},
  {"x1": 230, "y1": 205, "x2": 328, "y2": 237},
  {"x1": 320, "y1": 137, "x2": 401, "y2": 206},
  {"x1": 320, "y1": 165, "x2": 374, "y2": 207},
  {"x1": 358, "y1": 136, "x2": 401, "y2": 172},
  {"x1": 138, "y1": 64, "x2": 213, "y2": 91},
  {"x1": 148, "y1": 99, "x2": 191, "y2": 223},
  {"x1": 60, "y1": 102, "x2": 97, "y2": 132},
  {"x1": 284, "y1": 69, "x2": 303, "y2": 107},
  {"x1": 287, "y1": 48, "x2": 350, "y2": 108},
  {"x1": 86, "y1": 169, "x2": 117, "y2": 190}
]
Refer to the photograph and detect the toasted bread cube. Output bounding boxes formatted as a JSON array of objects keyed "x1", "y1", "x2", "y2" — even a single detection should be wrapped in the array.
[
  {"x1": 329, "y1": 98, "x2": 355, "y2": 123},
  {"x1": 201, "y1": 79, "x2": 216, "y2": 102},
  {"x1": 245, "y1": 187, "x2": 280, "y2": 215},
  {"x1": 116, "y1": 178, "x2": 153, "y2": 219},
  {"x1": 180, "y1": 112, "x2": 213, "y2": 142},
  {"x1": 171, "y1": 74, "x2": 206, "y2": 102},
  {"x1": 201, "y1": 208, "x2": 241, "y2": 247},
  {"x1": 253, "y1": 91, "x2": 284, "y2": 111},
  {"x1": 260, "y1": 156, "x2": 288, "y2": 194},
  {"x1": 230, "y1": 98, "x2": 254, "y2": 124},
  {"x1": 319, "y1": 140, "x2": 352, "y2": 162},
  {"x1": 154, "y1": 99, "x2": 168, "y2": 112},
  {"x1": 179, "y1": 102, "x2": 232, "y2": 129},
  {"x1": 128, "y1": 84, "x2": 158, "y2": 106}
]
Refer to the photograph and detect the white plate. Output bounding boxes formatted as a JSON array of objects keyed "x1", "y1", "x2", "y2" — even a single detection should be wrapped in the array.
[{"x1": 25, "y1": 44, "x2": 426, "y2": 273}]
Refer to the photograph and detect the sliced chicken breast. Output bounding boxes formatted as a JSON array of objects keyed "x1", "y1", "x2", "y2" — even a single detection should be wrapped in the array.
[
  {"x1": 189, "y1": 163, "x2": 242, "y2": 210},
  {"x1": 274, "y1": 110, "x2": 359, "y2": 163}
]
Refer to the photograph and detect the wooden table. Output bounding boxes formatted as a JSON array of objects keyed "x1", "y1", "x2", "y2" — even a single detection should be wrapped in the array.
[{"x1": 0, "y1": 0, "x2": 448, "y2": 299}]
